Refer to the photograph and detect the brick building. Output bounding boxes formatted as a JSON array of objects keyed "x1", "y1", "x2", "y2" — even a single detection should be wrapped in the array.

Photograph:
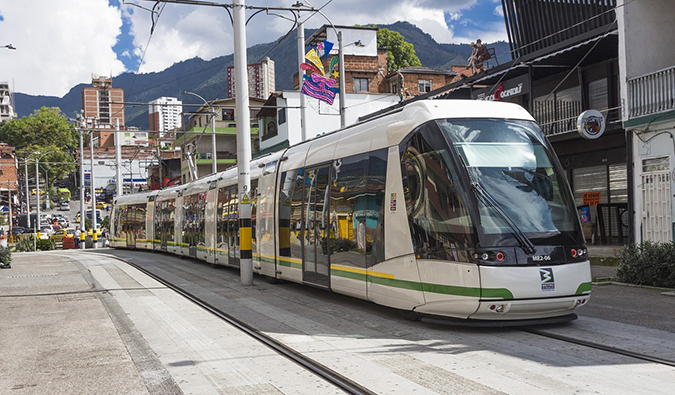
[
  {"x1": 0, "y1": 143, "x2": 18, "y2": 216},
  {"x1": 81, "y1": 76, "x2": 125, "y2": 148}
]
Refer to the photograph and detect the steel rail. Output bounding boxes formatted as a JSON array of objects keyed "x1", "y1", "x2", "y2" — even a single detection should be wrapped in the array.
[
  {"x1": 522, "y1": 327, "x2": 675, "y2": 368},
  {"x1": 119, "y1": 257, "x2": 377, "y2": 395}
]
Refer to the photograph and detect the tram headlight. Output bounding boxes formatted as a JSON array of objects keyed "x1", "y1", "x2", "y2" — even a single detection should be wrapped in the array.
[
  {"x1": 473, "y1": 251, "x2": 508, "y2": 263},
  {"x1": 567, "y1": 246, "x2": 588, "y2": 262}
]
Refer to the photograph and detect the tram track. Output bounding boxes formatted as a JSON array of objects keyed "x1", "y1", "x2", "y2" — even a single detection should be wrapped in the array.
[
  {"x1": 521, "y1": 327, "x2": 675, "y2": 368},
  {"x1": 118, "y1": 256, "x2": 377, "y2": 395}
]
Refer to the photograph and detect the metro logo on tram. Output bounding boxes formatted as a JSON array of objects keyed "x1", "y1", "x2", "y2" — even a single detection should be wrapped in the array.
[{"x1": 540, "y1": 268, "x2": 555, "y2": 291}]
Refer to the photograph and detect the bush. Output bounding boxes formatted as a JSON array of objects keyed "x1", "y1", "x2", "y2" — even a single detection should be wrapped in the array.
[
  {"x1": 0, "y1": 246, "x2": 11, "y2": 266},
  {"x1": 15, "y1": 235, "x2": 36, "y2": 252},
  {"x1": 14, "y1": 235, "x2": 56, "y2": 252},
  {"x1": 37, "y1": 238, "x2": 56, "y2": 251},
  {"x1": 616, "y1": 241, "x2": 675, "y2": 288}
]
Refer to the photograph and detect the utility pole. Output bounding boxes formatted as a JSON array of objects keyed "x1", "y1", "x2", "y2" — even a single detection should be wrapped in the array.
[
  {"x1": 233, "y1": 0, "x2": 252, "y2": 286},
  {"x1": 297, "y1": 17, "x2": 307, "y2": 141},
  {"x1": 79, "y1": 122, "x2": 86, "y2": 249},
  {"x1": 90, "y1": 131, "x2": 97, "y2": 248},
  {"x1": 115, "y1": 118, "x2": 123, "y2": 198}
]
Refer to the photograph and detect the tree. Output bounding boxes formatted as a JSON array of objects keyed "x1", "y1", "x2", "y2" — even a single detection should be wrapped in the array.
[
  {"x1": 377, "y1": 28, "x2": 422, "y2": 74},
  {"x1": 0, "y1": 107, "x2": 78, "y2": 188}
]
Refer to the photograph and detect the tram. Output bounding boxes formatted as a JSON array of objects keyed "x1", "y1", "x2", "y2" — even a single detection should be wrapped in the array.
[{"x1": 111, "y1": 100, "x2": 591, "y2": 323}]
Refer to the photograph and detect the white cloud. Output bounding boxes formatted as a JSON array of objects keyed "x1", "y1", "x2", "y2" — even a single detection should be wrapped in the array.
[
  {"x1": 0, "y1": 0, "x2": 126, "y2": 97},
  {"x1": 124, "y1": 0, "x2": 496, "y2": 75}
]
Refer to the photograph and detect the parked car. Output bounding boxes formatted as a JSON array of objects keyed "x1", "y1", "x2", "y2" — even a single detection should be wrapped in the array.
[
  {"x1": 96, "y1": 201, "x2": 108, "y2": 210},
  {"x1": 60, "y1": 202, "x2": 70, "y2": 211},
  {"x1": 51, "y1": 228, "x2": 75, "y2": 243}
]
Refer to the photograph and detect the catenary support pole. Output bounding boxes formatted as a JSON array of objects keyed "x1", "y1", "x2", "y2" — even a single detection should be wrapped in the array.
[
  {"x1": 90, "y1": 131, "x2": 97, "y2": 248},
  {"x1": 233, "y1": 0, "x2": 252, "y2": 286},
  {"x1": 297, "y1": 18, "x2": 307, "y2": 141},
  {"x1": 79, "y1": 127, "x2": 85, "y2": 249},
  {"x1": 115, "y1": 118, "x2": 123, "y2": 198},
  {"x1": 211, "y1": 108, "x2": 217, "y2": 173},
  {"x1": 338, "y1": 31, "x2": 346, "y2": 128}
]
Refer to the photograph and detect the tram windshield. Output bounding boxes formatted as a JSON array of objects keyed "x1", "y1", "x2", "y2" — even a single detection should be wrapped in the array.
[{"x1": 439, "y1": 118, "x2": 583, "y2": 246}]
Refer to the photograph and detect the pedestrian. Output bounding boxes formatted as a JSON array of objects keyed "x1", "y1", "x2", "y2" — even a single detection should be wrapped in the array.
[{"x1": 74, "y1": 226, "x2": 81, "y2": 249}]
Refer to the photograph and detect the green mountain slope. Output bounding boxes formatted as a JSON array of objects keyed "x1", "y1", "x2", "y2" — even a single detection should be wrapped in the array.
[{"x1": 14, "y1": 22, "x2": 510, "y2": 130}]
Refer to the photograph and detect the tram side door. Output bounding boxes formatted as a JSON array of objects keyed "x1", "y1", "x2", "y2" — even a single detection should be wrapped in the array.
[{"x1": 302, "y1": 166, "x2": 331, "y2": 288}]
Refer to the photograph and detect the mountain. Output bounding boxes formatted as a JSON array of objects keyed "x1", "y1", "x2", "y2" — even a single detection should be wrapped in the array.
[{"x1": 14, "y1": 22, "x2": 511, "y2": 130}]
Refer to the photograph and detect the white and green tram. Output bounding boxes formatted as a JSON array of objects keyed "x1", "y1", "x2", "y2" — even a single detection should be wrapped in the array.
[{"x1": 111, "y1": 100, "x2": 591, "y2": 324}]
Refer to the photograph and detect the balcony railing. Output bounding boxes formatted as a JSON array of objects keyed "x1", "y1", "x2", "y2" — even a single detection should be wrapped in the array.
[
  {"x1": 534, "y1": 100, "x2": 622, "y2": 136},
  {"x1": 533, "y1": 100, "x2": 583, "y2": 136},
  {"x1": 627, "y1": 65, "x2": 675, "y2": 119}
]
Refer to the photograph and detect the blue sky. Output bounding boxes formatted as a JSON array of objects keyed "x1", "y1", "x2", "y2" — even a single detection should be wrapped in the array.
[{"x1": 0, "y1": 0, "x2": 507, "y2": 96}]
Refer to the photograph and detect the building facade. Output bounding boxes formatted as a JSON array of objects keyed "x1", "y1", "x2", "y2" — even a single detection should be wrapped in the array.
[
  {"x1": 227, "y1": 57, "x2": 275, "y2": 100},
  {"x1": 81, "y1": 76, "x2": 125, "y2": 148},
  {"x1": 0, "y1": 82, "x2": 15, "y2": 122},
  {"x1": 149, "y1": 96, "x2": 182, "y2": 136},
  {"x1": 617, "y1": 0, "x2": 675, "y2": 243},
  {"x1": 179, "y1": 97, "x2": 266, "y2": 181},
  {"x1": 257, "y1": 91, "x2": 400, "y2": 155}
]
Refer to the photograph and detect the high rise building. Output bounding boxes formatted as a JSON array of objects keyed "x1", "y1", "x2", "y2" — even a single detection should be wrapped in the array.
[
  {"x1": 227, "y1": 56, "x2": 275, "y2": 99},
  {"x1": 81, "y1": 76, "x2": 125, "y2": 147},
  {"x1": 149, "y1": 97, "x2": 182, "y2": 137},
  {"x1": 0, "y1": 82, "x2": 15, "y2": 122}
]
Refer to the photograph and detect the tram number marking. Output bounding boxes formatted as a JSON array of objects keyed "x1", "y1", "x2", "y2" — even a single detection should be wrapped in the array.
[
  {"x1": 532, "y1": 255, "x2": 551, "y2": 261},
  {"x1": 539, "y1": 268, "x2": 555, "y2": 292}
]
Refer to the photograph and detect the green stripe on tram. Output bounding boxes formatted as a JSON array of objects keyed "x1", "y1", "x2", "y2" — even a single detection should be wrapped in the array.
[
  {"x1": 329, "y1": 267, "x2": 514, "y2": 299},
  {"x1": 575, "y1": 282, "x2": 592, "y2": 294}
]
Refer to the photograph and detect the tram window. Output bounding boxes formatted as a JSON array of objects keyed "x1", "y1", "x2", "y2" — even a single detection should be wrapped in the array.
[
  {"x1": 441, "y1": 119, "x2": 579, "y2": 237},
  {"x1": 400, "y1": 123, "x2": 475, "y2": 261},
  {"x1": 330, "y1": 154, "x2": 368, "y2": 267}
]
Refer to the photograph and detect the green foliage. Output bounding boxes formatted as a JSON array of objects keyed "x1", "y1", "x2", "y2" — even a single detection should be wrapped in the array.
[
  {"x1": 377, "y1": 28, "x2": 422, "y2": 73},
  {"x1": 616, "y1": 241, "x2": 675, "y2": 288},
  {"x1": 14, "y1": 235, "x2": 55, "y2": 252},
  {"x1": 100, "y1": 217, "x2": 110, "y2": 230},
  {"x1": 15, "y1": 235, "x2": 35, "y2": 252},
  {"x1": 0, "y1": 245, "x2": 11, "y2": 266},
  {"x1": 37, "y1": 238, "x2": 56, "y2": 251},
  {"x1": 1, "y1": 107, "x2": 78, "y2": 189},
  {"x1": 0, "y1": 107, "x2": 77, "y2": 150},
  {"x1": 85, "y1": 218, "x2": 92, "y2": 231}
]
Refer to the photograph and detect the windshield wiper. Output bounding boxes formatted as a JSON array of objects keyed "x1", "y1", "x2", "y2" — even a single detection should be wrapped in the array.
[{"x1": 470, "y1": 180, "x2": 537, "y2": 256}]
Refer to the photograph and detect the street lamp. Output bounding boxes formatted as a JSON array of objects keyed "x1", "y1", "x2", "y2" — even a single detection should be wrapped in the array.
[{"x1": 182, "y1": 91, "x2": 217, "y2": 175}]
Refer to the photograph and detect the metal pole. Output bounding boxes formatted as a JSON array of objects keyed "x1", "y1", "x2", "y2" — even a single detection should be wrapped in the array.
[
  {"x1": 233, "y1": 0, "x2": 252, "y2": 286},
  {"x1": 211, "y1": 107, "x2": 217, "y2": 174},
  {"x1": 79, "y1": 128, "x2": 85, "y2": 249},
  {"x1": 297, "y1": 18, "x2": 307, "y2": 141},
  {"x1": 24, "y1": 160, "x2": 28, "y2": 216},
  {"x1": 129, "y1": 158, "x2": 133, "y2": 194},
  {"x1": 338, "y1": 30, "x2": 346, "y2": 128},
  {"x1": 35, "y1": 158, "x2": 40, "y2": 243},
  {"x1": 90, "y1": 131, "x2": 97, "y2": 248},
  {"x1": 115, "y1": 118, "x2": 123, "y2": 198},
  {"x1": 8, "y1": 180, "x2": 12, "y2": 236},
  {"x1": 157, "y1": 145, "x2": 162, "y2": 190}
]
